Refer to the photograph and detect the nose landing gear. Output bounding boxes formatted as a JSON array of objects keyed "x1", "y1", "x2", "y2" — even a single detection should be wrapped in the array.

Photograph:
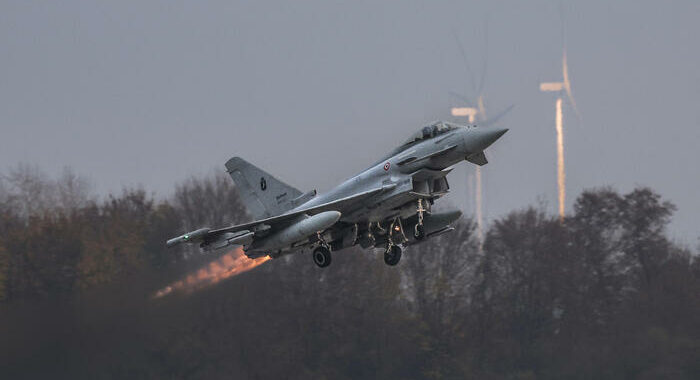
[{"x1": 414, "y1": 199, "x2": 427, "y2": 240}]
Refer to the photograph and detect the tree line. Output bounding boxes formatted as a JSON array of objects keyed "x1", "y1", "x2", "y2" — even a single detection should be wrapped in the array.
[{"x1": 1, "y1": 164, "x2": 698, "y2": 379}]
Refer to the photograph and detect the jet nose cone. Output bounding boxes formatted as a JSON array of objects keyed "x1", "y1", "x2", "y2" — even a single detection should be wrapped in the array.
[
  {"x1": 484, "y1": 128, "x2": 509, "y2": 145},
  {"x1": 464, "y1": 127, "x2": 508, "y2": 152}
]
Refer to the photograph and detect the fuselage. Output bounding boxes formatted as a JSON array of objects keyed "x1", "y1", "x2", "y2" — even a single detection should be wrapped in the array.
[
  {"x1": 292, "y1": 123, "x2": 504, "y2": 224},
  {"x1": 166, "y1": 120, "x2": 508, "y2": 263}
]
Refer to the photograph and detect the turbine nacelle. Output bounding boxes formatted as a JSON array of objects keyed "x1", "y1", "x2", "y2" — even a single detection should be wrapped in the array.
[
  {"x1": 539, "y1": 82, "x2": 564, "y2": 92},
  {"x1": 451, "y1": 106, "x2": 478, "y2": 122},
  {"x1": 540, "y1": 50, "x2": 580, "y2": 119}
]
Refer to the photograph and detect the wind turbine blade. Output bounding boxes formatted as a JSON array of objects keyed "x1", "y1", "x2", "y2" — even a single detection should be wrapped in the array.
[
  {"x1": 479, "y1": 104, "x2": 515, "y2": 127},
  {"x1": 452, "y1": 30, "x2": 477, "y2": 94},
  {"x1": 477, "y1": 95, "x2": 487, "y2": 121},
  {"x1": 448, "y1": 91, "x2": 475, "y2": 106},
  {"x1": 562, "y1": 50, "x2": 582, "y2": 120},
  {"x1": 476, "y1": 16, "x2": 490, "y2": 95}
]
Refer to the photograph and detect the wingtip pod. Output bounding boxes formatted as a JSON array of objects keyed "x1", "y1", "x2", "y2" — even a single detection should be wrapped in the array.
[{"x1": 166, "y1": 227, "x2": 211, "y2": 248}]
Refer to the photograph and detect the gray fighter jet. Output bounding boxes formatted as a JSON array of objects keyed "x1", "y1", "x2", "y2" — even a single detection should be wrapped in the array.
[{"x1": 167, "y1": 121, "x2": 507, "y2": 267}]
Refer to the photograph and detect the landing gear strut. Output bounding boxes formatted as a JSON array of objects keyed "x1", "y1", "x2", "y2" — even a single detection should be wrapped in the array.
[
  {"x1": 383, "y1": 219, "x2": 404, "y2": 266},
  {"x1": 414, "y1": 199, "x2": 427, "y2": 240},
  {"x1": 384, "y1": 245, "x2": 402, "y2": 266}
]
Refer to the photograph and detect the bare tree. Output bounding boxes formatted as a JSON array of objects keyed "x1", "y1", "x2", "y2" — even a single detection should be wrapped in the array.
[
  {"x1": 3, "y1": 163, "x2": 55, "y2": 219},
  {"x1": 54, "y1": 167, "x2": 94, "y2": 212},
  {"x1": 172, "y1": 171, "x2": 247, "y2": 231}
]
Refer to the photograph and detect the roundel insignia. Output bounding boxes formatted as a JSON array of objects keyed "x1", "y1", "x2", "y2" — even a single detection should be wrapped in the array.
[
  {"x1": 383, "y1": 162, "x2": 391, "y2": 171},
  {"x1": 260, "y1": 177, "x2": 267, "y2": 191}
]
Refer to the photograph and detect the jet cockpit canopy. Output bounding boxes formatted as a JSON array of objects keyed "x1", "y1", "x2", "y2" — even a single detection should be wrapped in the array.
[
  {"x1": 369, "y1": 121, "x2": 464, "y2": 169},
  {"x1": 401, "y1": 121, "x2": 460, "y2": 146}
]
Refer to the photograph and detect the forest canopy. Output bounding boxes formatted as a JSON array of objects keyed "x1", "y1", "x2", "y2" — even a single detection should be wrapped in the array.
[{"x1": 0, "y1": 164, "x2": 698, "y2": 379}]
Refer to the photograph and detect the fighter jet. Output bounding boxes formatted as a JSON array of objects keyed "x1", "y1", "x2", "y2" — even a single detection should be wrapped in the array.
[{"x1": 167, "y1": 121, "x2": 507, "y2": 267}]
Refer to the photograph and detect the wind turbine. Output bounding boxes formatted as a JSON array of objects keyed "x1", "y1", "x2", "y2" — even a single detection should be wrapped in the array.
[
  {"x1": 451, "y1": 94, "x2": 486, "y2": 250},
  {"x1": 449, "y1": 25, "x2": 506, "y2": 251},
  {"x1": 540, "y1": 48, "x2": 580, "y2": 222}
]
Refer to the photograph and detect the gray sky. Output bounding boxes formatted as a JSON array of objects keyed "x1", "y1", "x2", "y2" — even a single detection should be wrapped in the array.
[{"x1": 2, "y1": 1, "x2": 699, "y2": 244}]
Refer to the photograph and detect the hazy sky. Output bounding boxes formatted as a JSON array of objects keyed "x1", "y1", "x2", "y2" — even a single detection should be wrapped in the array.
[{"x1": 2, "y1": 1, "x2": 699, "y2": 244}]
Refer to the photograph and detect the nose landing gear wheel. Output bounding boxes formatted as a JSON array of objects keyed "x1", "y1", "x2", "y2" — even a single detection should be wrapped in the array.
[
  {"x1": 313, "y1": 246, "x2": 332, "y2": 268},
  {"x1": 384, "y1": 245, "x2": 402, "y2": 266}
]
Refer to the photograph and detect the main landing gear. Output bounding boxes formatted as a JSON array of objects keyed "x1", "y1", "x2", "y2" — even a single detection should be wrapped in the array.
[
  {"x1": 384, "y1": 218, "x2": 404, "y2": 266},
  {"x1": 313, "y1": 246, "x2": 331, "y2": 268},
  {"x1": 384, "y1": 245, "x2": 402, "y2": 266},
  {"x1": 313, "y1": 232, "x2": 332, "y2": 268}
]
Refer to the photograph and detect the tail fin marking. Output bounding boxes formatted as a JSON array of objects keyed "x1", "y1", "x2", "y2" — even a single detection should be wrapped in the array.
[{"x1": 225, "y1": 157, "x2": 303, "y2": 219}]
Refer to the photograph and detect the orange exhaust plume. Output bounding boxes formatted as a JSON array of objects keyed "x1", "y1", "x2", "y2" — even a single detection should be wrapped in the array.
[{"x1": 154, "y1": 247, "x2": 270, "y2": 298}]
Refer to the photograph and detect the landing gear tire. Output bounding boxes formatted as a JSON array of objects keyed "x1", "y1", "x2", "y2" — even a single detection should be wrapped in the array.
[
  {"x1": 384, "y1": 245, "x2": 402, "y2": 266},
  {"x1": 414, "y1": 224, "x2": 426, "y2": 240},
  {"x1": 312, "y1": 246, "x2": 332, "y2": 268}
]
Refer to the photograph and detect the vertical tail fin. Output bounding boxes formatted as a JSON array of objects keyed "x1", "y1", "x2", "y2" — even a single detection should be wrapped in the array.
[{"x1": 225, "y1": 157, "x2": 303, "y2": 219}]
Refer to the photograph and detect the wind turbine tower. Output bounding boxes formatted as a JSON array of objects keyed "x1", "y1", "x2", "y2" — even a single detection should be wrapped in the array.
[
  {"x1": 451, "y1": 100, "x2": 486, "y2": 248},
  {"x1": 540, "y1": 50, "x2": 580, "y2": 222}
]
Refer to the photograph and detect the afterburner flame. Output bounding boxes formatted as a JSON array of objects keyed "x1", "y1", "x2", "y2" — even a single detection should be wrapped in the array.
[
  {"x1": 154, "y1": 247, "x2": 270, "y2": 298},
  {"x1": 555, "y1": 97, "x2": 566, "y2": 221}
]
